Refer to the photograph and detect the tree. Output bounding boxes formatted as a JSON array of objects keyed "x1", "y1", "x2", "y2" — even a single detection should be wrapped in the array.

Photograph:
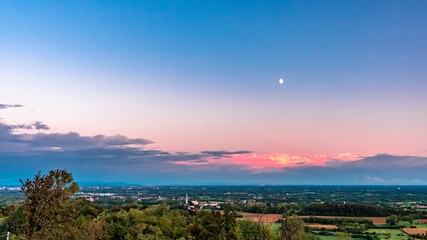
[
  {"x1": 386, "y1": 214, "x2": 399, "y2": 226},
  {"x1": 0, "y1": 205, "x2": 4, "y2": 218},
  {"x1": 336, "y1": 232, "x2": 351, "y2": 240},
  {"x1": 1, "y1": 205, "x2": 26, "y2": 236},
  {"x1": 105, "y1": 222, "x2": 129, "y2": 240},
  {"x1": 188, "y1": 210, "x2": 224, "y2": 240},
  {"x1": 257, "y1": 221, "x2": 274, "y2": 240},
  {"x1": 280, "y1": 215, "x2": 318, "y2": 240},
  {"x1": 239, "y1": 219, "x2": 260, "y2": 240},
  {"x1": 280, "y1": 215, "x2": 305, "y2": 240},
  {"x1": 20, "y1": 169, "x2": 79, "y2": 240},
  {"x1": 408, "y1": 217, "x2": 414, "y2": 226},
  {"x1": 223, "y1": 205, "x2": 240, "y2": 239}
]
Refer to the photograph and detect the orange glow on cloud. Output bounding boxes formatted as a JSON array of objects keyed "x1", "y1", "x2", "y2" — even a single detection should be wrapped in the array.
[{"x1": 174, "y1": 153, "x2": 362, "y2": 169}]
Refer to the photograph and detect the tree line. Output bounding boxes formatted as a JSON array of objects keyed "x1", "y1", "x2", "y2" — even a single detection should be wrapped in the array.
[{"x1": 232, "y1": 202, "x2": 418, "y2": 217}]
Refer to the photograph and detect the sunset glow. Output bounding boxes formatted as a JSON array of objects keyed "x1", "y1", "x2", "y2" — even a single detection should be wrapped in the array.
[{"x1": 174, "y1": 153, "x2": 362, "y2": 169}]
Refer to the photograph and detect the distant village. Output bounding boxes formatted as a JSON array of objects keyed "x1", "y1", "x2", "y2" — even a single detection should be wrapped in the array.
[{"x1": 73, "y1": 191, "x2": 258, "y2": 209}]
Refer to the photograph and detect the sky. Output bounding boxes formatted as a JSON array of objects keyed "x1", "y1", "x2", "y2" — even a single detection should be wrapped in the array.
[{"x1": 1, "y1": 0, "x2": 426, "y2": 185}]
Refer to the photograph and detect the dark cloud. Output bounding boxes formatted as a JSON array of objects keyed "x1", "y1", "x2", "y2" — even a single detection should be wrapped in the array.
[
  {"x1": 10, "y1": 124, "x2": 33, "y2": 130},
  {"x1": 339, "y1": 154, "x2": 427, "y2": 168},
  {"x1": 0, "y1": 121, "x2": 426, "y2": 185},
  {"x1": 0, "y1": 104, "x2": 23, "y2": 109},
  {"x1": 33, "y1": 121, "x2": 50, "y2": 130},
  {"x1": 201, "y1": 150, "x2": 251, "y2": 156},
  {"x1": 0, "y1": 121, "x2": 245, "y2": 176},
  {"x1": 3, "y1": 122, "x2": 50, "y2": 131},
  {"x1": 0, "y1": 122, "x2": 152, "y2": 151},
  {"x1": 22, "y1": 132, "x2": 152, "y2": 150}
]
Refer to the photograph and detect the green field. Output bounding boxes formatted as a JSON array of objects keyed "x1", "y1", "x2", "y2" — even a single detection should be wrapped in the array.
[
  {"x1": 365, "y1": 229, "x2": 407, "y2": 240},
  {"x1": 415, "y1": 220, "x2": 427, "y2": 228},
  {"x1": 416, "y1": 223, "x2": 427, "y2": 228},
  {"x1": 397, "y1": 219, "x2": 427, "y2": 228},
  {"x1": 311, "y1": 231, "x2": 336, "y2": 240},
  {"x1": 310, "y1": 229, "x2": 409, "y2": 240},
  {"x1": 399, "y1": 221, "x2": 412, "y2": 227},
  {"x1": 311, "y1": 231, "x2": 366, "y2": 240},
  {"x1": 271, "y1": 222, "x2": 281, "y2": 234},
  {"x1": 315, "y1": 235, "x2": 338, "y2": 240}
]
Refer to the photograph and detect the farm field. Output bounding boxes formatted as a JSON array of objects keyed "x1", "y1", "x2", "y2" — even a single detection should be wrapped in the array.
[
  {"x1": 366, "y1": 229, "x2": 408, "y2": 240},
  {"x1": 271, "y1": 222, "x2": 280, "y2": 234},
  {"x1": 416, "y1": 220, "x2": 427, "y2": 228},
  {"x1": 269, "y1": 223, "x2": 339, "y2": 234},
  {"x1": 306, "y1": 224, "x2": 338, "y2": 229},
  {"x1": 239, "y1": 212, "x2": 387, "y2": 225},
  {"x1": 398, "y1": 221, "x2": 412, "y2": 227},
  {"x1": 396, "y1": 219, "x2": 427, "y2": 228},
  {"x1": 311, "y1": 230, "x2": 365, "y2": 240},
  {"x1": 314, "y1": 234, "x2": 338, "y2": 240},
  {"x1": 240, "y1": 213, "x2": 283, "y2": 223},
  {"x1": 242, "y1": 213, "x2": 417, "y2": 240},
  {"x1": 417, "y1": 223, "x2": 427, "y2": 228},
  {"x1": 402, "y1": 228, "x2": 427, "y2": 236}
]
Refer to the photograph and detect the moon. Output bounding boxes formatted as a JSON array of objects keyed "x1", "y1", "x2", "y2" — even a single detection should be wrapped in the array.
[{"x1": 279, "y1": 78, "x2": 284, "y2": 84}]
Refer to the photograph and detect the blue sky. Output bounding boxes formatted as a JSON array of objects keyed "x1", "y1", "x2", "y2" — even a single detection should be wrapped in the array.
[{"x1": 1, "y1": 1, "x2": 426, "y2": 185}]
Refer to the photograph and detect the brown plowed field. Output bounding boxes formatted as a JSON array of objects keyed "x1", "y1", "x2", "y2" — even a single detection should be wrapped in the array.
[
  {"x1": 240, "y1": 213, "x2": 283, "y2": 223},
  {"x1": 402, "y1": 228, "x2": 427, "y2": 235}
]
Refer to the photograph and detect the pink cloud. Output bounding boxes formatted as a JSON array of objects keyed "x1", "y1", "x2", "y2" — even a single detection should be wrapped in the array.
[{"x1": 174, "y1": 153, "x2": 362, "y2": 169}]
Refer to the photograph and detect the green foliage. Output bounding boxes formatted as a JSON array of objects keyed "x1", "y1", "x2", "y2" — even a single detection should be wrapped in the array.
[
  {"x1": 336, "y1": 232, "x2": 351, "y2": 240},
  {"x1": 239, "y1": 219, "x2": 261, "y2": 239},
  {"x1": 280, "y1": 215, "x2": 306, "y2": 240},
  {"x1": 303, "y1": 217, "x2": 373, "y2": 226},
  {"x1": 19, "y1": 169, "x2": 80, "y2": 240},
  {"x1": 0, "y1": 204, "x2": 25, "y2": 235},
  {"x1": 105, "y1": 222, "x2": 128, "y2": 239},
  {"x1": 302, "y1": 203, "x2": 385, "y2": 217},
  {"x1": 386, "y1": 215, "x2": 400, "y2": 226},
  {"x1": 280, "y1": 215, "x2": 319, "y2": 240}
]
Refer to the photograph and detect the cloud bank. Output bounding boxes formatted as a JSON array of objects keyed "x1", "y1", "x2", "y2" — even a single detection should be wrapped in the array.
[
  {"x1": 0, "y1": 107, "x2": 426, "y2": 185},
  {"x1": 175, "y1": 153, "x2": 362, "y2": 169}
]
